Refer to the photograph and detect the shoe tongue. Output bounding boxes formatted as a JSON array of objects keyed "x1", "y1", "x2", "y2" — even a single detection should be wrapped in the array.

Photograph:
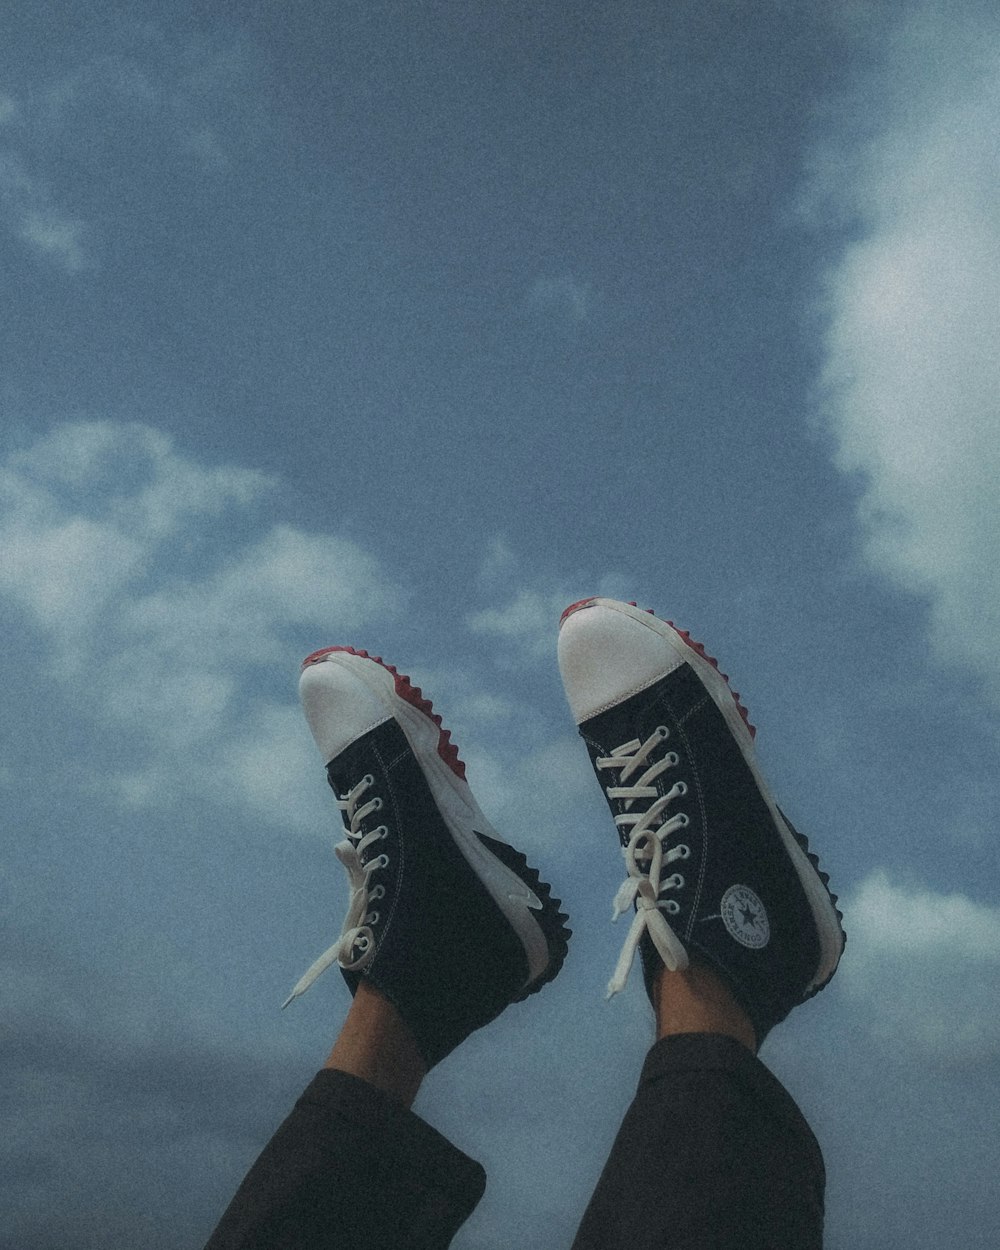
[{"x1": 325, "y1": 720, "x2": 396, "y2": 794}]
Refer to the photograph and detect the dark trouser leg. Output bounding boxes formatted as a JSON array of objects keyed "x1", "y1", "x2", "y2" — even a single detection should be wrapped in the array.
[
  {"x1": 571, "y1": 1033, "x2": 825, "y2": 1250},
  {"x1": 204, "y1": 1069, "x2": 486, "y2": 1250}
]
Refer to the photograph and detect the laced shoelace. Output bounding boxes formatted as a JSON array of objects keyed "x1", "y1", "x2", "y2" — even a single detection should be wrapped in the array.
[
  {"x1": 598, "y1": 726, "x2": 692, "y2": 998},
  {"x1": 282, "y1": 774, "x2": 390, "y2": 1008}
]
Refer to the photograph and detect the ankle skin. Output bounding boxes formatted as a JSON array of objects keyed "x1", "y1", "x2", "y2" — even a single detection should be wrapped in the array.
[
  {"x1": 652, "y1": 960, "x2": 758, "y2": 1054},
  {"x1": 324, "y1": 981, "x2": 428, "y2": 1110}
]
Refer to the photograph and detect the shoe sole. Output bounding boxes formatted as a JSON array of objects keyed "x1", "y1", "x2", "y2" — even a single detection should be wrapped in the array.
[
  {"x1": 301, "y1": 647, "x2": 570, "y2": 997},
  {"x1": 559, "y1": 599, "x2": 845, "y2": 996}
]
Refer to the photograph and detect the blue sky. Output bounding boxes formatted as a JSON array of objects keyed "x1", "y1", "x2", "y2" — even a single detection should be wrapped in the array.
[{"x1": 3, "y1": 2, "x2": 999, "y2": 1246}]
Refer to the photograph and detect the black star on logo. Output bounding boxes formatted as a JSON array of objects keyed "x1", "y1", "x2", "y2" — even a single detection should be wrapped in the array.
[{"x1": 739, "y1": 901, "x2": 762, "y2": 928}]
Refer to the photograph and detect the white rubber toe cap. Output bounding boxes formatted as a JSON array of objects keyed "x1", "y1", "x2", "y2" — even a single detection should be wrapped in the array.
[
  {"x1": 299, "y1": 654, "x2": 392, "y2": 765},
  {"x1": 557, "y1": 600, "x2": 685, "y2": 725}
]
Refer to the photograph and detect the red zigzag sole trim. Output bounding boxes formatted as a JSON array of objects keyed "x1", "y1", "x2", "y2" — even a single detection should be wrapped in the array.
[{"x1": 301, "y1": 646, "x2": 468, "y2": 780}]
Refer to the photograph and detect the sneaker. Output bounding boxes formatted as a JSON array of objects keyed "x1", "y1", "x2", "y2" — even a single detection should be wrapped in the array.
[
  {"x1": 557, "y1": 598, "x2": 844, "y2": 1044},
  {"x1": 283, "y1": 646, "x2": 571, "y2": 1068}
]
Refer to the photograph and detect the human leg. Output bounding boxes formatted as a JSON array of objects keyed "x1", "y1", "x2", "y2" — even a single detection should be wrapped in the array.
[
  {"x1": 203, "y1": 1056, "x2": 484, "y2": 1250},
  {"x1": 203, "y1": 645, "x2": 571, "y2": 1249},
  {"x1": 571, "y1": 1029, "x2": 826, "y2": 1250},
  {"x1": 323, "y1": 979, "x2": 427, "y2": 1109},
  {"x1": 558, "y1": 599, "x2": 845, "y2": 1249}
]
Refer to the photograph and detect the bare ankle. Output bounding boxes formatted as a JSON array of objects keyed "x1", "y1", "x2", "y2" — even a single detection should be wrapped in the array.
[
  {"x1": 324, "y1": 981, "x2": 428, "y2": 1109},
  {"x1": 653, "y1": 960, "x2": 757, "y2": 1054}
]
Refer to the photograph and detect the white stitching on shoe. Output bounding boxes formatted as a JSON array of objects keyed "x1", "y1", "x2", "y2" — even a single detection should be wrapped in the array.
[
  {"x1": 281, "y1": 775, "x2": 391, "y2": 1008},
  {"x1": 597, "y1": 727, "x2": 692, "y2": 997}
]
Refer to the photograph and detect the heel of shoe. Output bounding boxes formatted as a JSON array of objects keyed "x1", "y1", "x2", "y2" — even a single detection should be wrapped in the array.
[
  {"x1": 474, "y1": 832, "x2": 572, "y2": 998},
  {"x1": 781, "y1": 809, "x2": 847, "y2": 997}
]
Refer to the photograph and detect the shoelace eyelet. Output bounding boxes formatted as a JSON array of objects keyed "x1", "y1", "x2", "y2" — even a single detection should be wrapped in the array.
[{"x1": 598, "y1": 725, "x2": 695, "y2": 997}]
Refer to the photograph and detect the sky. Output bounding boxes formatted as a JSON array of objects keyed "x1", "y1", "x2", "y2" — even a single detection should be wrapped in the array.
[{"x1": 2, "y1": 1, "x2": 999, "y2": 1246}]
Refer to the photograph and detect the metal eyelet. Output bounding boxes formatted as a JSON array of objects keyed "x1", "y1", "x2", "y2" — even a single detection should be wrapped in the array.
[
  {"x1": 674, "y1": 780, "x2": 688, "y2": 796},
  {"x1": 675, "y1": 844, "x2": 691, "y2": 859},
  {"x1": 662, "y1": 900, "x2": 681, "y2": 915},
  {"x1": 369, "y1": 884, "x2": 386, "y2": 901},
  {"x1": 366, "y1": 911, "x2": 380, "y2": 925}
]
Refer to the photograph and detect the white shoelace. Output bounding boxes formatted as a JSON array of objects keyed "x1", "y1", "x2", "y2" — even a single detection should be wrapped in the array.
[
  {"x1": 282, "y1": 775, "x2": 390, "y2": 1009},
  {"x1": 598, "y1": 727, "x2": 691, "y2": 997}
]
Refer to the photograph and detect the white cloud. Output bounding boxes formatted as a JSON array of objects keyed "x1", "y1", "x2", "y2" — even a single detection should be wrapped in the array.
[
  {"x1": 812, "y1": 3, "x2": 1000, "y2": 703},
  {"x1": 840, "y1": 869, "x2": 1000, "y2": 1065},
  {"x1": 467, "y1": 588, "x2": 570, "y2": 659},
  {"x1": 0, "y1": 31, "x2": 262, "y2": 272},
  {"x1": 19, "y1": 209, "x2": 89, "y2": 271},
  {"x1": 461, "y1": 734, "x2": 596, "y2": 852},
  {"x1": 121, "y1": 524, "x2": 393, "y2": 668},
  {"x1": 0, "y1": 421, "x2": 400, "y2": 828},
  {"x1": 0, "y1": 148, "x2": 91, "y2": 271},
  {"x1": 1, "y1": 513, "x2": 145, "y2": 627},
  {"x1": 527, "y1": 275, "x2": 594, "y2": 323},
  {"x1": 467, "y1": 554, "x2": 634, "y2": 663},
  {"x1": 477, "y1": 535, "x2": 519, "y2": 586},
  {"x1": 0, "y1": 421, "x2": 269, "y2": 647}
]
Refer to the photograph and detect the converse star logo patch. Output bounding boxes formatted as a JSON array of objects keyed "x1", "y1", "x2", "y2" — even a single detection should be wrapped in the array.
[{"x1": 721, "y1": 885, "x2": 770, "y2": 949}]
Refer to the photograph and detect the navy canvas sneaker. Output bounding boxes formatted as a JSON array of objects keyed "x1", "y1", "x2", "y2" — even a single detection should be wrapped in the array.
[
  {"x1": 284, "y1": 646, "x2": 570, "y2": 1068},
  {"x1": 557, "y1": 598, "x2": 845, "y2": 1045}
]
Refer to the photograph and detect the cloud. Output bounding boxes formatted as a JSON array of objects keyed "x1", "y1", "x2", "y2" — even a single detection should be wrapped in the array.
[
  {"x1": 0, "y1": 149, "x2": 90, "y2": 271},
  {"x1": 1, "y1": 925, "x2": 302, "y2": 1250},
  {"x1": 811, "y1": 1, "x2": 1000, "y2": 703},
  {"x1": 461, "y1": 734, "x2": 596, "y2": 847},
  {"x1": 840, "y1": 869, "x2": 1000, "y2": 1065},
  {"x1": 0, "y1": 30, "x2": 263, "y2": 271},
  {"x1": 467, "y1": 588, "x2": 570, "y2": 660},
  {"x1": 0, "y1": 422, "x2": 268, "y2": 641},
  {"x1": 527, "y1": 275, "x2": 594, "y2": 323},
  {"x1": 35, "y1": 33, "x2": 259, "y2": 172},
  {"x1": 467, "y1": 560, "x2": 633, "y2": 663},
  {"x1": 0, "y1": 421, "x2": 400, "y2": 827}
]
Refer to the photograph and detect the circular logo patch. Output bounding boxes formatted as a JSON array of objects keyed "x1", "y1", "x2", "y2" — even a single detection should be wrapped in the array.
[{"x1": 721, "y1": 885, "x2": 770, "y2": 949}]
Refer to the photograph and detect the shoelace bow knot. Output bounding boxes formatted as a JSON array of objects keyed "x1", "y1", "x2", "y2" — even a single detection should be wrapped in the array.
[
  {"x1": 282, "y1": 775, "x2": 389, "y2": 1008},
  {"x1": 599, "y1": 726, "x2": 691, "y2": 997}
]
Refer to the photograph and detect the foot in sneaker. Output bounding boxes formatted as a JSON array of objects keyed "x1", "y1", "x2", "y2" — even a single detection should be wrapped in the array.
[
  {"x1": 557, "y1": 599, "x2": 845, "y2": 1045},
  {"x1": 283, "y1": 646, "x2": 571, "y2": 1069}
]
